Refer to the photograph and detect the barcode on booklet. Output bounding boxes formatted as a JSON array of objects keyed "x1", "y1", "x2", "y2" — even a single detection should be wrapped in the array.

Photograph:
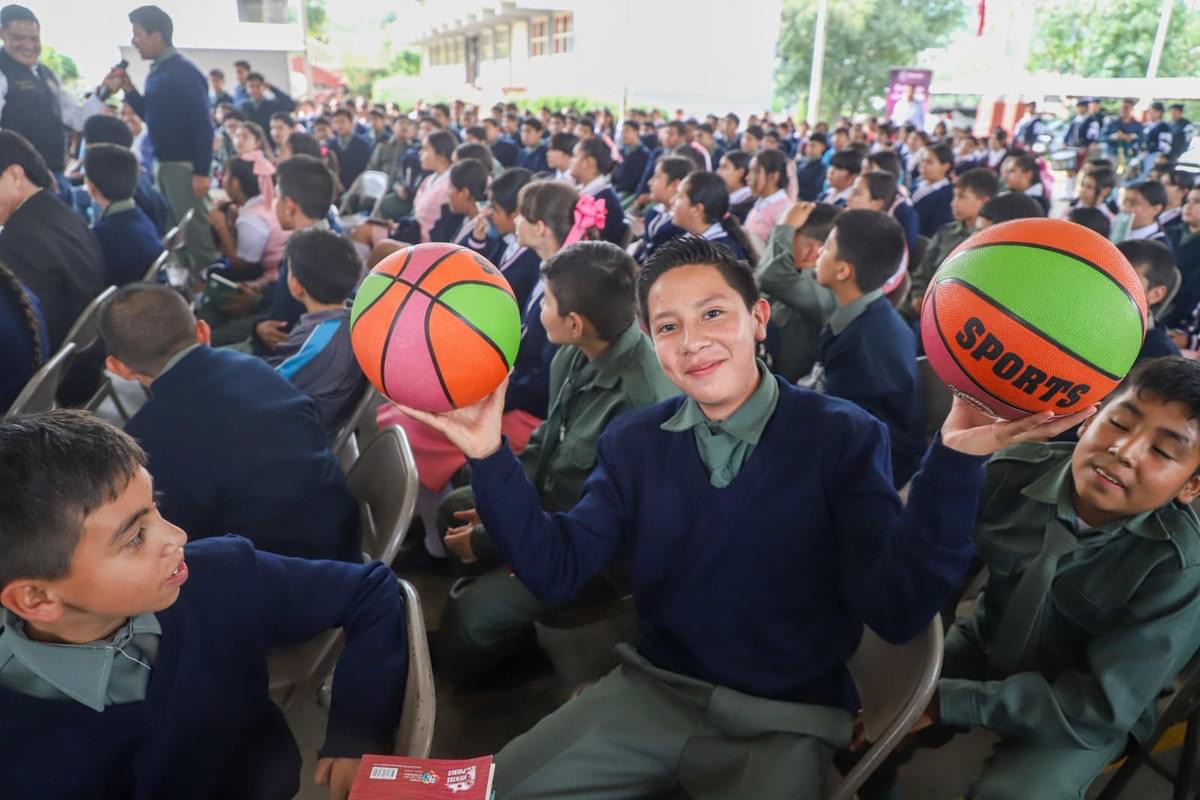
[{"x1": 369, "y1": 765, "x2": 399, "y2": 781}]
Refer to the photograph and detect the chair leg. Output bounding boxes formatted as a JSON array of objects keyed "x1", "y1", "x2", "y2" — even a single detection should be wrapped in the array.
[
  {"x1": 1175, "y1": 714, "x2": 1200, "y2": 800},
  {"x1": 1098, "y1": 750, "x2": 1149, "y2": 800}
]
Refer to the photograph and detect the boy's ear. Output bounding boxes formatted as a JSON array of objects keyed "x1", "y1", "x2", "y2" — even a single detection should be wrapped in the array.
[
  {"x1": 286, "y1": 271, "x2": 305, "y2": 302},
  {"x1": 105, "y1": 354, "x2": 139, "y2": 383},
  {"x1": 752, "y1": 297, "x2": 771, "y2": 341},
  {"x1": 195, "y1": 319, "x2": 212, "y2": 346},
  {"x1": 1147, "y1": 284, "x2": 1168, "y2": 307},
  {"x1": 1175, "y1": 472, "x2": 1200, "y2": 506},
  {"x1": 0, "y1": 580, "x2": 64, "y2": 626}
]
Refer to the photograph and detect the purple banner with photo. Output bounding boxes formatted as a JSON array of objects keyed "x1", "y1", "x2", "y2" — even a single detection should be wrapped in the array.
[{"x1": 886, "y1": 68, "x2": 932, "y2": 129}]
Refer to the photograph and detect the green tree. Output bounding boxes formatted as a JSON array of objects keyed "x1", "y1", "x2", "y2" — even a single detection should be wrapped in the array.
[
  {"x1": 305, "y1": 0, "x2": 329, "y2": 43},
  {"x1": 40, "y1": 45, "x2": 79, "y2": 85},
  {"x1": 342, "y1": 48, "x2": 421, "y2": 97},
  {"x1": 1028, "y1": 0, "x2": 1200, "y2": 77},
  {"x1": 774, "y1": 0, "x2": 967, "y2": 121}
]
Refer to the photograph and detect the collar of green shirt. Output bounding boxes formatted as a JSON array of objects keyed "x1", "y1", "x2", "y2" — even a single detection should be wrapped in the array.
[
  {"x1": 1020, "y1": 454, "x2": 1164, "y2": 539},
  {"x1": 1182, "y1": 228, "x2": 1199, "y2": 248},
  {"x1": 0, "y1": 609, "x2": 160, "y2": 712},
  {"x1": 100, "y1": 198, "x2": 137, "y2": 220},
  {"x1": 585, "y1": 321, "x2": 650, "y2": 390},
  {"x1": 150, "y1": 46, "x2": 179, "y2": 72},
  {"x1": 828, "y1": 288, "x2": 883, "y2": 336},
  {"x1": 661, "y1": 359, "x2": 778, "y2": 443}
]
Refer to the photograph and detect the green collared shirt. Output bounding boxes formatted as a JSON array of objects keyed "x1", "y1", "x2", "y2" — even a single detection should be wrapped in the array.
[
  {"x1": 828, "y1": 289, "x2": 884, "y2": 336},
  {"x1": 0, "y1": 610, "x2": 161, "y2": 711},
  {"x1": 661, "y1": 360, "x2": 779, "y2": 489},
  {"x1": 150, "y1": 46, "x2": 179, "y2": 72},
  {"x1": 99, "y1": 198, "x2": 137, "y2": 220},
  {"x1": 757, "y1": 223, "x2": 836, "y2": 382},
  {"x1": 939, "y1": 442, "x2": 1200, "y2": 748}
]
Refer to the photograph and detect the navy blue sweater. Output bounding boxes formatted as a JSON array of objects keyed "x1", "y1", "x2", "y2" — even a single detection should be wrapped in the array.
[
  {"x1": 0, "y1": 536, "x2": 406, "y2": 800},
  {"x1": 613, "y1": 145, "x2": 650, "y2": 195},
  {"x1": 92, "y1": 206, "x2": 163, "y2": 287},
  {"x1": 893, "y1": 201, "x2": 921, "y2": 253},
  {"x1": 491, "y1": 137, "x2": 519, "y2": 168},
  {"x1": 506, "y1": 289, "x2": 556, "y2": 419},
  {"x1": 516, "y1": 144, "x2": 549, "y2": 175},
  {"x1": 329, "y1": 135, "x2": 371, "y2": 191},
  {"x1": 126, "y1": 53, "x2": 213, "y2": 176},
  {"x1": 591, "y1": 185, "x2": 627, "y2": 246},
  {"x1": 796, "y1": 158, "x2": 826, "y2": 202},
  {"x1": 125, "y1": 347, "x2": 360, "y2": 562},
  {"x1": 819, "y1": 297, "x2": 925, "y2": 488},
  {"x1": 635, "y1": 146, "x2": 663, "y2": 196},
  {"x1": 469, "y1": 381, "x2": 984, "y2": 705},
  {"x1": 914, "y1": 183, "x2": 954, "y2": 238}
]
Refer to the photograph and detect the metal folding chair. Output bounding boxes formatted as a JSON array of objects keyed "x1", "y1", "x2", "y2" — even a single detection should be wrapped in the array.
[{"x1": 6, "y1": 343, "x2": 76, "y2": 416}]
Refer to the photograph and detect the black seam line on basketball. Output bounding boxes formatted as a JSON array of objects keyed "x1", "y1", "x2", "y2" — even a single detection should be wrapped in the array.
[
  {"x1": 382, "y1": 278, "x2": 513, "y2": 368},
  {"x1": 949, "y1": 239, "x2": 1143, "y2": 321},
  {"x1": 930, "y1": 292, "x2": 1040, "y2": 416},
  {"x1": 422, "y1": 294, "x2": 455, "y2": 407},
  {"x1": 377, "y1": 273, "x2": 423, "y2": 401},
  {"x1": 411, "y1": 248, "x2": 469, "y2": 292},
  {"x1": 355, "y1": 249, "x2": 415, "y2": 347},
  {"x1": 939, "y1": 277, "x2": 1122, "y2": 381}
]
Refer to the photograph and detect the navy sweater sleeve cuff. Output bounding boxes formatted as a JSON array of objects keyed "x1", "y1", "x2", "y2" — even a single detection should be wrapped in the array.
[{"x1": 468, "y1": 438, "x2": 524, "y2": 496}]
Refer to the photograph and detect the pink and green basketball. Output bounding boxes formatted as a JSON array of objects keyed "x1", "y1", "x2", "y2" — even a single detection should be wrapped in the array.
[{"x1": 350, "y1": 243, "x2": 522, "y2": 412}]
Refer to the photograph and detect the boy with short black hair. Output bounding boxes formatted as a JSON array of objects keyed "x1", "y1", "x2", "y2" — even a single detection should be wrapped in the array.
[
  {"x1": 84, "y1": 143, "x2": 162, "y2": 287},
  {"x1": 328, "y1": 108, "x2": 370, "y2": 191},
  {"x1": 1160, "y1": 169, "x2": 1194, "y2": 242},
  {"x1": 433, "y1": 241, "x2": 677, "y2": 685},
  {"x1": 266, "y1": 229, "x2": 367, "y2": 431},
  {"x1": 807, "y1": 209, "x2": 925, "y2": 487},
  {"x1": 430, "y1": 157, "x2": 489, "y2": 244},
  {"x1": 1070, "y1": 165, "x2": 1118, "y2": 220},
  {"x1": 977, "y1": 192, "x2": 1046, "y2": 227},
  {"x1": 1068, "y1": 206, "x2": 1112, "y2": 239},
  {"x1": 1120, "y1": 180, "x2": 1171, "y2": 247},
  {"x1": 913, "y1": 142, "x2": 955, "y2": 236},
  {"x1": 613, "y1": 120, "x2": 650, "y2": 200},
  {"x1": 517, "y1": 116, "x2": 549, "y2": 174},
  {"x1": 463, "y1": 167, "x2": 539, "y2": 312},
  {"x1": 797, "y1": 131, "x2": 827, "y2": 201},
  {"x1": 1163, "y1": 185, "x2": 1200, "y2": 331},
  {"x1": 1117, "y1": 239, "x2": 1180, "y2": 362},
  {"x1": 0, "y1": 410, "x2": 408, "y2": 800},
  {"x1": 822, "y1": 148, "x2": 860, "y2": 206},
  {"x1": 632, "y1": 155, "x2": 692, "y2": 264},
  {"x1": 1001, "y1": 152, "x2": 1049, "y2": 214},
  {"x1": 401, "y1": 235, "x2": 1088, "y2": 798},
  {"x1": 546, "y1": 131, "x2": 578, "y2": 183}
]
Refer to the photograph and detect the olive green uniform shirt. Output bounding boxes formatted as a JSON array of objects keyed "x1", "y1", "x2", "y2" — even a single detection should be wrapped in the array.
[
  {"x1": 905, "y1": 219, "x2": 972, "y2": 319},
  {"x1": 756, "y1": 223, "x2": 836, "y2": 382},
  {"x1": 940, "y1": 442, "x2": 1200, "y2": 748}
]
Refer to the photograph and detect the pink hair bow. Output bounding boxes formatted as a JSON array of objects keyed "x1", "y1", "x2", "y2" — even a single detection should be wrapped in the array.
[
  {"x1": 240, "y1": 149, "x2": 276, "y2": 207},
  {"x1": 564, "y1": 193, "x2": 607, "y2": 246}
]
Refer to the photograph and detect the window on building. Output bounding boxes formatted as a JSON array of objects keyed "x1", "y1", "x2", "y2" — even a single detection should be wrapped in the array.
[
  {"x1": 552, "y1": 12, "x2": 574, "y2": 54},
  {"x1": 495, "y1": 24, "x2": 510, "y2": 59},
  {"x1": 481, "y1": 28, "x2": 494, "y2": 61},
  {"x1": 529, "y1": 17, "x2": 548, "y2": 57},
  {"x1": 429, "y1": 42, "x2": 440, "y2": 67},
  {"x1": 453, "y1": 37, "x2": 464, "y2": 64}
]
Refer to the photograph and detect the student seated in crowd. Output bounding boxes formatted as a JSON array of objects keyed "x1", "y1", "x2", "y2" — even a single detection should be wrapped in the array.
[
  {"x1": 81, "y1": 114, "x2": 170, "y2": 236},
  {"x1": 1117, "y1": 240, "x2": 1181, "y2": 362},
  {"x1": 328, "y1": 108, "x2": 371, "y2": 191},
  {"x1": 384, "y1": 129, "x2": 454, "y2": 245},
  {"x1": 713, "y1": 152, "x2": 751, "y2": 225},
  {"x1": 978, "y1": 192, "x2": 1047, "y2": 228},
  {"x1": 614, "y1": 120, "x2": 650, "y2": 202},
  {"x1": 1069, "y1": 165, "x2": 1119, "y2": 222},
  {"x1": 1001, "y1": 152, "x2": 1050, "y2": 215},
  {"x1": 797, "y1": 132, "x2": 828, "y2": 201},
  {"x1": 462, "y1": 167, "x2": 540, "y2": 313},
  {"x1": 867, "y1": 356, "x2": 1200, "y2": 800},
  {"x1": 569, "y1": 137, "x2": 626, "y2": 246},
  {"x1": 906, "y1": 167, "x2": 1000, "y2": 320},
  {"x1": 435, "y1": 242, "x2": 677, "y2": 685},
  {"x1": 546, "y1": 132, "x2": 578, "y2": 184},
  {"x1": 268, "y1": 111, "x2": 296, "y2": 159},
  {"x1": 631, "y1": 156, "x2": 692, "y2": 265},
  {"x1": 1068, "y1": 206, "x2": 1112, "y2": 239},
  {"x1": 265, "y1": 229, "x2": 366, "y2": 432},
  {"x1": 821, "y1": 148, "x2": 860, "y2": 207},
  {"x1": 208, "y1": 153, "x2": 289, "y2": 288},
  {"x1": 802, "y1": 209, "x2": 924, "y2": 488},
  {"x1": 430, "y1": 157, "x2": 489, "y2": 244},
  {"x1": 100, "y1": 283, "x2": 361, "y2": 562},
  {"x1": 0, "y1": 262, "x2": 46, "y2": 411},
  {"x1": 0, "y1": 131, "x2": 103, "y2": 351},
  {"x1": 1164, "y1": 185, "x2": 1200, "y2": 330},
  {"x1": 483, "y1": 117, "x2": 518, "y2": 168},
  {"x1": 743, "y1": 149, "x2": 790, "y2": 252},
  {"x1": 517, "y1": 117, "x2": 549, "y2": 175},
  {"x1": 403, "y1": 234, "x2": 1087, "y2": 799},
  {"x1": 1120, "y1": 180, "x2": 1172, "y2": 247},
  {"x1": 1161, "y1": 170, "x2": 1193, "y2": 243},
  {"x1": 913, "y1": 143, "x2": 955, "y2": 238},
  {"x1": 670, "y1": 171, "x2": 755, "y2": 263},
  {"x1": 757, "y1": 201, "x2": 839, "y2": 382},
  {"x1": 239, "y1": 70, "x2": 297, "y2": 133},
  {"x1": 0, "y1": 410, "x2": 408, "y2": 800},
  {"x1": 84, "y1": 144, "x2": 162, "y2": 288}
]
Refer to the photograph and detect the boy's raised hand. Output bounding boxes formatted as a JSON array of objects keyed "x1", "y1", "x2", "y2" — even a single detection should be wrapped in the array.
[
  {"x1": 782, "y1": 201, "x2": 816, "y2": 230},
  {"x1": 394, "y1": 379, "x2": 508, "y2": 460},
  {"x1": 940, "y1": 395, "x2": 1098, "y2": 457}
]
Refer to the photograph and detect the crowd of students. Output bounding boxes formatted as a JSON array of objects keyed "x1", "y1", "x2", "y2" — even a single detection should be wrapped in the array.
[{"x1": 4, "y1": 3, "x2": 1200, "y2": 797}]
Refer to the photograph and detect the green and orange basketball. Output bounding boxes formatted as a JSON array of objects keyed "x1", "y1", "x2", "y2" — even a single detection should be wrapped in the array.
[
  {"x1": 350, "y1": 243, "x2": 522, "y2": 412},
  {"x1": 920, "y1": 218, "x2": 1147, "y2": 419}
]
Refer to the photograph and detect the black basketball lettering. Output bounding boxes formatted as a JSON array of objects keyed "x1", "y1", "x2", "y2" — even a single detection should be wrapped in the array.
[
  {"x1": 956, "y1": 317, "x2": 985, "y2": 350},
  {"x1": 992, "y1": 352, "x2": 1024, "y2": 380},
  {"x1": 1012, "y1": 365, "x2": 1048, "y2": 395},
  {"x1": 1038, "y1": 376, "x2": 1074, "y2": 402},
  {"x1": 970, "y1": 333, "x2": 1004, "y2": 362},
  {"x1": 1058, "y1": 383, "x2": 1091, "y2": 409}
]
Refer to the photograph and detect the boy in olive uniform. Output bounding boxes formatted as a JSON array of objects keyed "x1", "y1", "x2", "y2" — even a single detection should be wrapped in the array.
[{"x1": 435, "y1": 241, "x2": 677, "y2": 684}]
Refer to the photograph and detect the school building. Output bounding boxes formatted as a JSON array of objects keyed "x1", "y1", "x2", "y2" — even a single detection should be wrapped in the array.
[{"x1": 402, "y1": 0, "x2": 784, "y2": 118}]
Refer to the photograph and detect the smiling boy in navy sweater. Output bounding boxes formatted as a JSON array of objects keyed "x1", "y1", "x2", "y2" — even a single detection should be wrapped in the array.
[
  {"x1": 0, "y1": 410, "x2": 408, "y2": 800},
  {"x1": 401, "y1": 237, "x2": 1090, "y2": 798}
]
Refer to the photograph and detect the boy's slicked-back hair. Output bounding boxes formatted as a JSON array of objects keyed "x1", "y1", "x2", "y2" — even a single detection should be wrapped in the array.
[
  {"x1": 979, "y1": 192, "x2": 1046, "y2": 223},
  {"x1": 1067, "y1": 206, "x2": 1111, "y2": 239},
  {"x1": 829, "y1": 148, "x2": 862, "y2": 174},
  {"x1": 866, "y1": 149, "x2": 902, "y2": 180},
  {"x1": 128, "y1": 5, "x2": 173, "y2": 45},
  {"x1": 449, "y1": 157, "x2": 489, "y2": 201},
  {"x1": 548, "y1": 131, "x2": 579, "y2": 156},
  {"x1": 1115, "y1": 357, "x2": 1200, "y2": 426},
  {"x1": 0, "y1": 410, "x2": 148, "y2": 592},
  {"x1": 83, "y1": 114, "x2": 134, "y2": 148},
  {"x1": 832, "y1": 209, "x2": 906, "y2": 293},
  {"x1": 277, "y1": 154, "x2": 335, "y2": 219},
  {"x1": 928, "y1": 142, "x2": 955, "y2": 166},
  {"x1": 541, "y1": 241, "x2": 637, "y2": 341},
  {"x1": 638, "y1": 236, "x2": 758, "y2": 329},
  {"x1": 956, "y1": 167, "x2": 1000, "y2": 199},
  {"x1": 1118, "y1": 238, "x2": 1178, "y2": 312},
  {"x1": 0, "y1": 4, "x2": 37, "y2": 26},
  {"x1": 1129, "y1": 180, "x2": 1168, "y2": 210},
  {"x1": 454, "y1": 141, "x2": 494, "y2": 172},
  {"x1": 489, "y1": 166, "x2": 534, "y2": 213},
  {"x1": 287, "y1": 228, "x2": 361, "y2": 304},
  {"x1": 861, "y1": 171, "x2": 898, "y2": 208},
  {"x1": 99, "y1": 283, "x2": 198, "y2": 376},
  {"x1": 0, "y1": 129, "x2": 50, "y2": 189},
  {"x1": 797, "y1": 202, "x2": 842, "y2": 242},
  {"x1": 84, "y1": 143, "x2": 139, "y2": 202}
]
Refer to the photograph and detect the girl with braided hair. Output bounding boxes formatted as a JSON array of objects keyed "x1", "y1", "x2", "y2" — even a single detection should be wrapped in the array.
[{"x1": 0, "y1": 261, "x2": 48, "y2": 409}]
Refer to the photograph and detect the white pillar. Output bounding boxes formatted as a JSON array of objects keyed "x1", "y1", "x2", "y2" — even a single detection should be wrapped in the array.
[
  {"x1": 806, "y1": 0, "x2": 829, "y2": 123},
  {"x1": 1145, "y1": 0, "x2": 1175, "y2": 81}
]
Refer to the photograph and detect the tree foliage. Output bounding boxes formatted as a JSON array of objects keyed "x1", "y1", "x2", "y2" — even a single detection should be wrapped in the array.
[
  {"x1": 305, "y1": 0, "x2": 329, "y2": 43},
  {"x1": 774, "y1": 0, "x2": 966, "y2": 121},
  {"x1": 41, "y1": 46, "x2": 79, "y2": 86},
  {"x1": 343, "y1": 49, "x2": 421, "y2": 97},
  {"x1": 1028, "y1": 0, "x2": 1200, "y2": 77}
]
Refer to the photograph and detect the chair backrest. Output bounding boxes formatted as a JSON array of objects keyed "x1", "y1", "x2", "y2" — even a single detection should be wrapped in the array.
[
  {"x1": 161, "y1": 224, "x2": 179, "y2": 251},
  {"x1": 165, "y1": 208, "x2": 193, "y2": 255},
  {"x1": 6, "y1": 342, "x2": 76, "y2": 416},
  {"x1": 346, "y1": 425, "x2": 419, "y2": 566},
  {"x1": 360, "y1": 170, "x2": 390, "y2": 200},
  {"x1": 333, "y1": 386, "x2": 380, "y2": 471},
  {"x1": 61, "y1": 285, "x2": 117, "y2": 353},
  {"x1": 830, "y1": 619, "x2": 943, "y2": 800},
  {"x1": 394, "y1": 578, "x2": 436, "y2": 757},
  {"x1": 143, "y1": 250, "x2": 171, "y2": 282},
  {"x1": 917, "y1": 356, "x2": 953, "y2": 438}
]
